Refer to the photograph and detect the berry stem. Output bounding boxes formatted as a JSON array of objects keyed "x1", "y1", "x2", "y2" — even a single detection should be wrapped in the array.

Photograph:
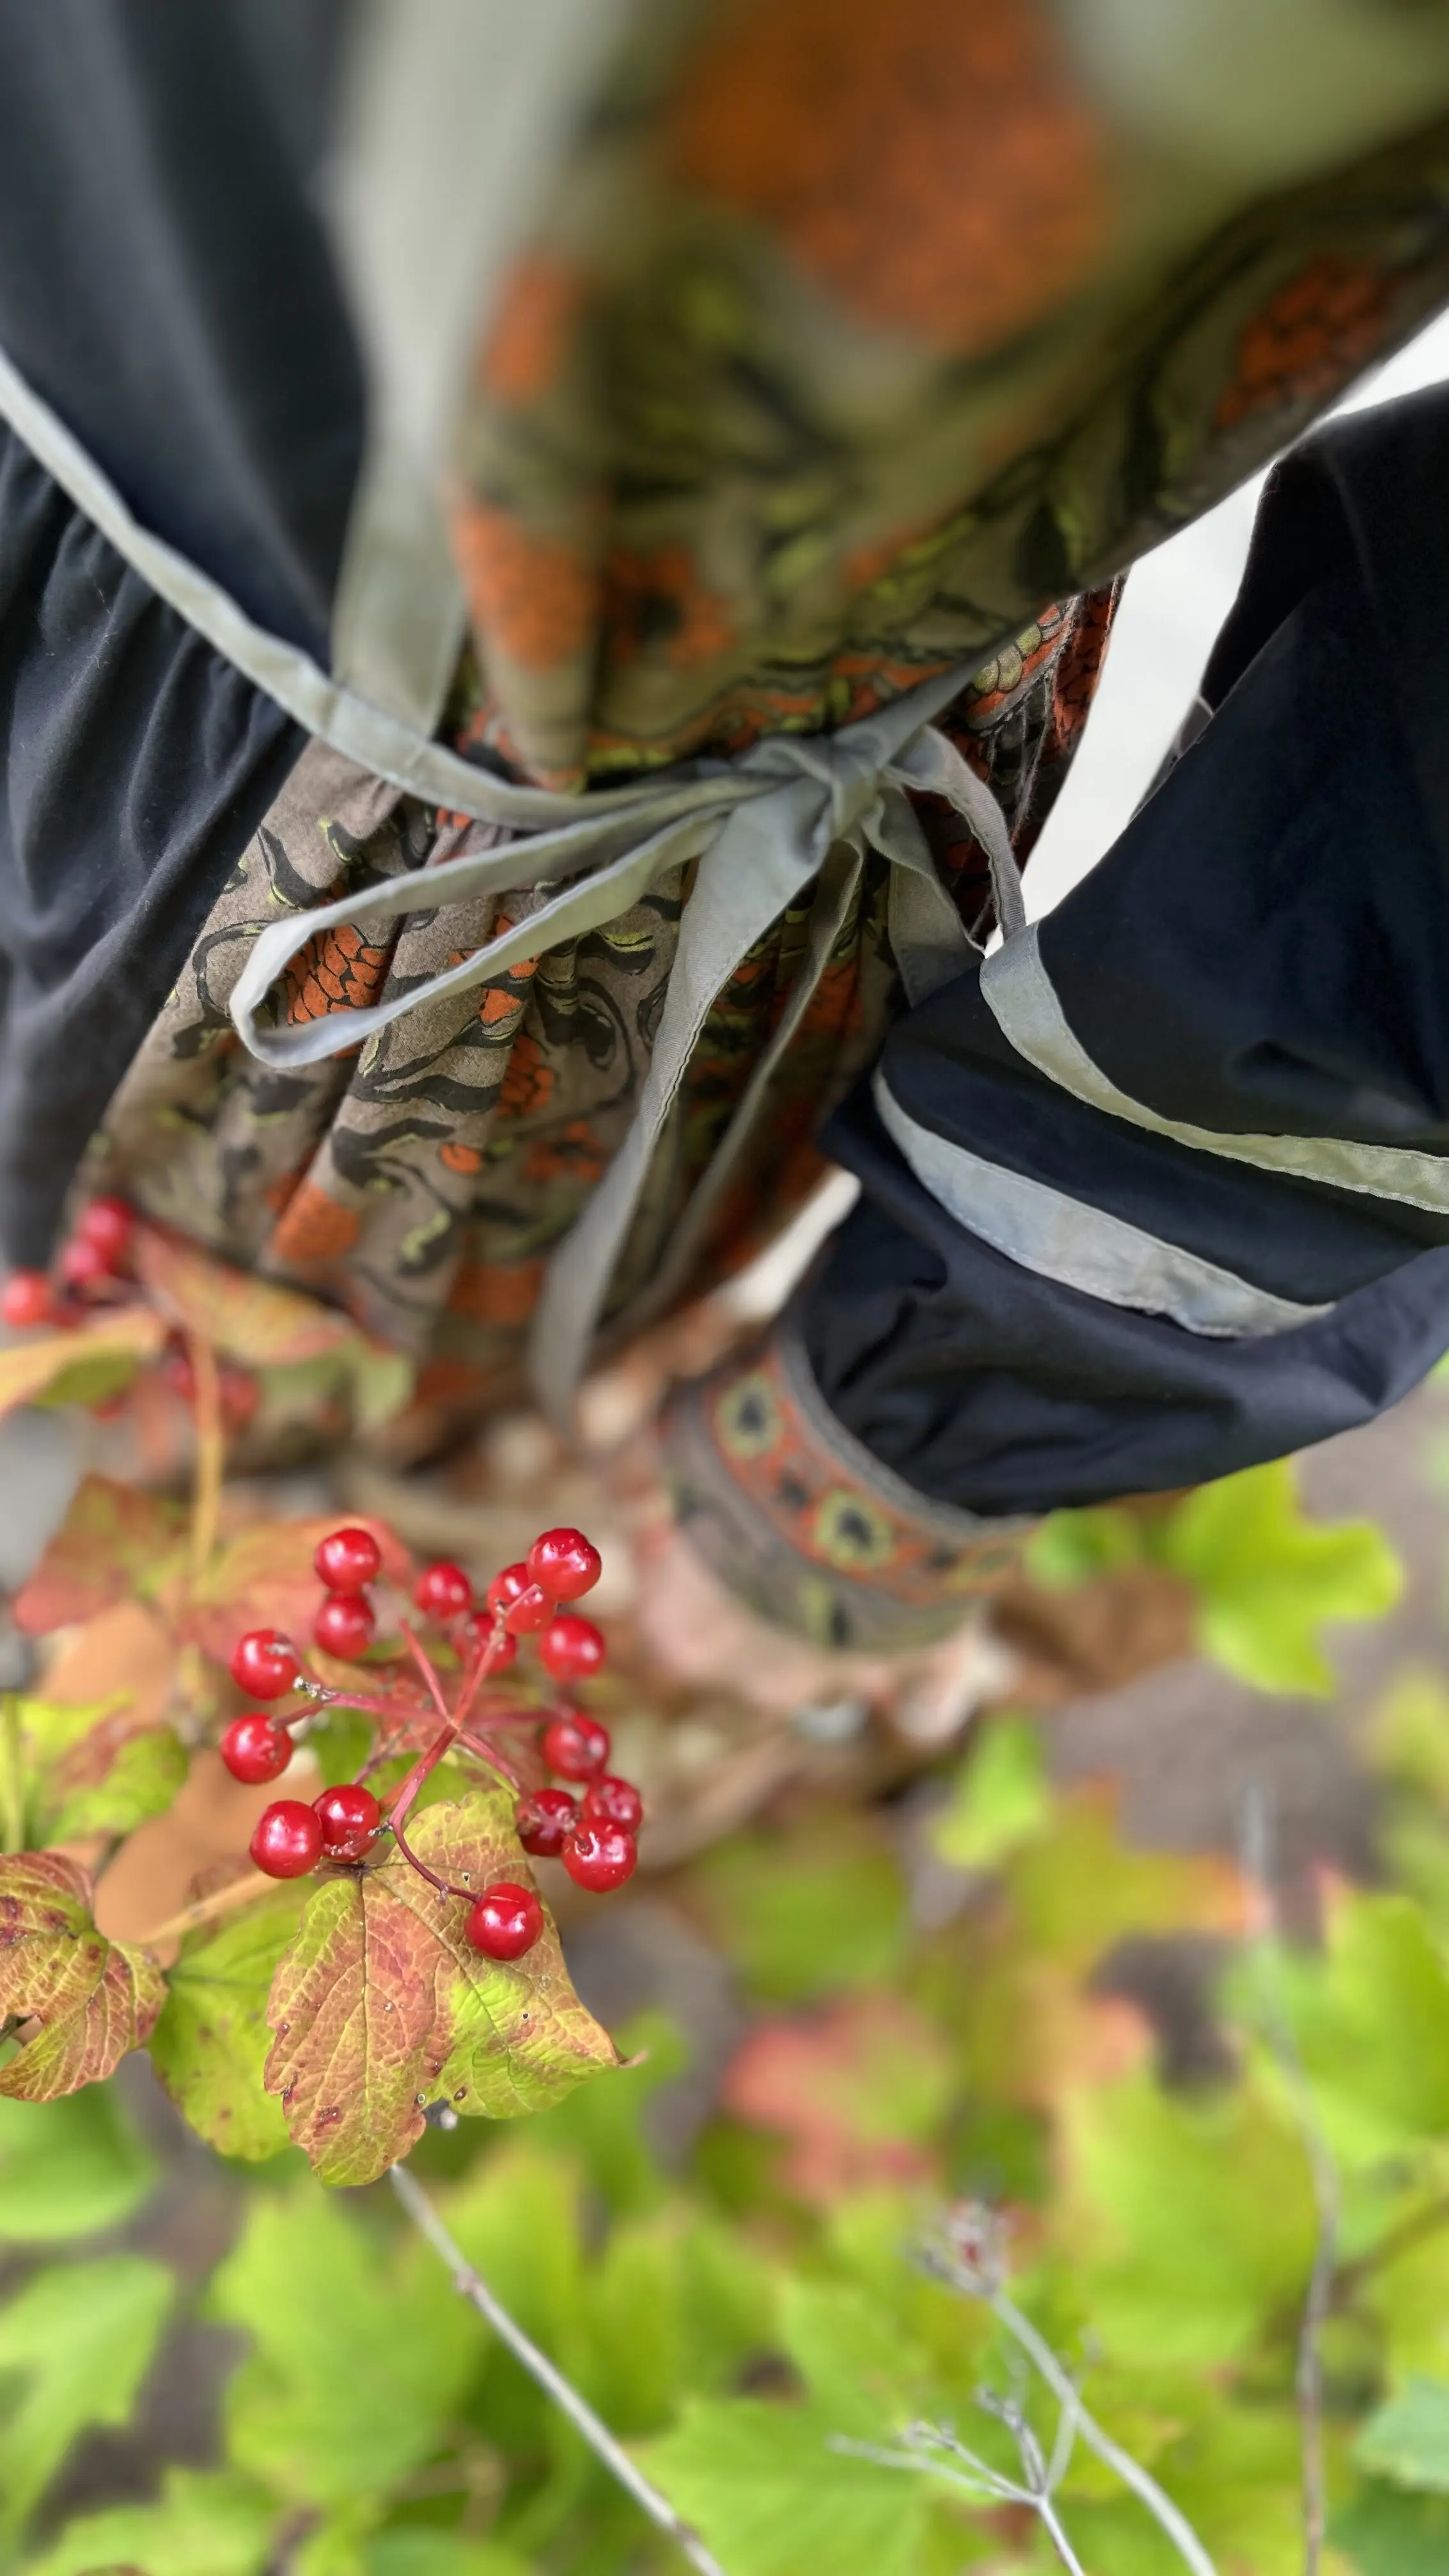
[
  {"x1": 385, "y1": 1808, "x2": 470, "y2": 1900},
  {"x1": 389, "y1": 2163, "x2": 728, "y2": 2576},
  {"x1": 399, "y1": 1618, "x2": 451, "y2": 1722},
  {"x1": 187, "y1": 1329, "x2": 225, "y2": 1582},
  {"x1": 134, "y1": 1866, "x2": 272, "y2": 1954},
  {"x1": 385, "y1": 1616, "x2": 512, "y2": 1843}
]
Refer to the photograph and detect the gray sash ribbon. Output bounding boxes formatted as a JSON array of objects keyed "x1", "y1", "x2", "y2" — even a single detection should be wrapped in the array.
[{"x1": 229, "y1": 664, "x2": 1023, "y2": 1424}]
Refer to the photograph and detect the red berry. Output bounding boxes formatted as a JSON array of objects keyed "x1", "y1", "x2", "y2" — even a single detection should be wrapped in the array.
[
  {"x1": 465, "y1": 1880, "x2": 544, "y2": 1960},
  {"x1": 313, "y1": 1780, "x2": 382, "y2": 1861},
  {"x1": 219, "y1": 1365, "x2": 260, "y2": 1426},
  {"x1": 460, "y1": 1609, "x2": 517, "y2": 1670},
  {"x1": 75, "y1": 1196, "x2": 132, "y2": 1267},
  {"x1": 539, "y1": 1612, "x2": 606, "y2": 1682},
  {"x1": 515, "y1": 1786, "x2": 577, "y2": 1857},
  {"x1": 250, "y1": 1799, "x2": 324, "y2": 1878},
  {"x1": 486, "y1": 1563, "x2": 529, "y2": 1616},
  {"x1": 414, "y1": 1559, "x2": 472, "y2": 1620},
  {"x1": 0, "y1": 1269, "x2": 53, "y2": 1329},
  {"x1": 313, "y1": 1526, "x2": 383, "y2": 1592},
  {"x1": 219, "y1": 1715, "x2": 293, "y2": 1786},
  {"x1": 581, "y1": 1774, "x2": 643, "y2": 1834},
  {"x1": 59, "y1": 1235, "x2": 109, "y2": 1290},
  {"x1": 527, "y1": 1527, "x2": 602, "y2": 1602},
  {"x1": 541, "y1": 1712, "x2": 610, "y2": 1781},
  {"x1": 505, "y1": 1582, "x2": 552, "y2": 1635},
  {"x1": 163, "y1": 1346, "x2": 196, "y2": 1405},
  {"x1": 230, "y1": 1628, "x2": 301, "y2": 1699},
  {"x1": 562, "y1": 1821, "x2": 637, "y2": 1893},
  {"x1": 313, "y1": 1590, "x2": 375, "y2": 1661}
]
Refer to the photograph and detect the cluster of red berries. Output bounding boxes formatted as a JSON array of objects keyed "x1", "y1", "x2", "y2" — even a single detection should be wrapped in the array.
[
  {"x1": 1, "y1": 1196, "x2": 134, "y2": 1328},
  {"x1": 220, "y1": 1524, "x2": 641, "y2": 1960}
]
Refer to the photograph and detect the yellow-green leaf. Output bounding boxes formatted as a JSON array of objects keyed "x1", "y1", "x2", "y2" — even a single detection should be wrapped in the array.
[
  {"x1": 265, "y1": 1790, "x2": 620, "y2": 2184},
  {"x1": 0, "y1": 1851, "x2": 165, "y2": 2100},
  {"x1": 1159, "y1": 1459, "x2": 1402, "y2": 1694},
  {"x1": 150, "y1": 1889, "x2": 308, "y2": 2160}
]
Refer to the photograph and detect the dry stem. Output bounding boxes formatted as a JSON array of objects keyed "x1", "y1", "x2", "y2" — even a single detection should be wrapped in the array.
[
  {"x1": 134, "y1": 1867, "x2": 272, "y2": 1953},
  {"x1": 389, "y1": 2162, "x2": 728, "y2": 2576}
]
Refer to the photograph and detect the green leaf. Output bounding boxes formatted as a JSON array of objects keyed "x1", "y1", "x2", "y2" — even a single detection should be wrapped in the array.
[
  {"x1": 12, "y1": 1473, "x2": 188, "y2": 1636},
  {"x1": 265, "y1": 1790, "x2": 619, "y2": 2184},
  {"x1": 1025, "y1": 1504, "x2": 1147, "y2": 1586},
  {"x1": 1251, "y1": 1891, "x2": 1449, "y2": 2162},
  {"x1": 24, "y1": 2469, "x2": 275, "y2": 2576},
  {"x1": 643, "y1": 2398, "x2": 932, "y2": 2576},
  {"x1": 1062, "y1": 2070, "x2": 1319, "y2": 2366},
  {"x1": 212, "y1": 2189, "x2": 475, "y2": 2512},
  {"x1": 1366, "y1": 1668, "x2": 1449, "y2": 1804},
  {"x1": 0, "y1": 2085, "x2": 155, "y2": 2241},
  {"x1": 691, "y1": 1817, "x2": 910, "y2": 2004},
  {"x1": 931, "y1": 1716, "x2": 1049, "y2": 1871},
  {"x1": 0, "y1": 1306, "x2": 165, "y2": 1432},
  {"x1": 1159, "y1": 1459, "x2": 1402, "y2": 1694},
  {"x1": 1357, "y1": 2377, "x2": 1449, "y2": 2492},
  {"x1": 1333, "y1": 2479, "x2": 1449, "y2": 2576},
  {"x1": 366, "y1": 2538, "x2": 533, "y2": 2576},
  {"x1": 149, "y1": 1889, "x2": 308, "y2": 2160},
  {"x1": 15, "y1": 1692, "x2": 187, "y2": 1846},
  {"x1": 0, "y1": 2252, "x2": 173, "y2": 2533},
  {"x1": 0, "y1": 1851, "x2": 166, "y2": 2101}
]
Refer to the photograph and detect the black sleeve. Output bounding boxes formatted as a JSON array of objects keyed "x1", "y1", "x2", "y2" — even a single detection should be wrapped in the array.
[{"x1": 797, "y1": 383, "x2": 1449, "y2": 1517}]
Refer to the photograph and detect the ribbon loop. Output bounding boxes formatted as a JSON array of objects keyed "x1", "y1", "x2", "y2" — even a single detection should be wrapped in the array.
[{"x1": 224, "y1": 656, "x2": 1024, "y2": 1417}]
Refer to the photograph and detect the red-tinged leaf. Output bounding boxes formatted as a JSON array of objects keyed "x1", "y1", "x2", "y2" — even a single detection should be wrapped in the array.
[
  {"x1": 0, "y1": 1853, "x2": 164, "y2": 2100},
  {"x1": 168, "y1": 1514, "x2": 410, "y2": 1665},
  {"x1": 16, "y1": 1696, "x2": 187, "y2": 1847},
  {"x1": 265, "y1": 1787, "x2": 620, "y2": 2185},
  {"x1": 722, "y1": 1994, "x2": 953, "y2": 2205},
  {"x1": 0, "y1": 1306, "x2": 165, "y2": 1425},
  {"x1": 13, "y1": 1478, "x2": 187, "y2": 1636},
  {"x1": 132, "y1": 1224, "x2": 359, "y2": 1368}
]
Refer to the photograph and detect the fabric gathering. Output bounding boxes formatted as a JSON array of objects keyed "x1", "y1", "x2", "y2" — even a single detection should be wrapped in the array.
[{"x1": 4, "y1": 0, "x2": 1449, "y2": 1663}]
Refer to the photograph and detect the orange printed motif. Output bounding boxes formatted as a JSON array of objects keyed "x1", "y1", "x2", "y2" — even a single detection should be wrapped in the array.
[
  {"x1": 668, "y1": 0, "x2": 1108, "y2": 354},
  {"x1": 602, "y1": 542, "x2": 736, "y2": 673},
  {"x1": 480, "y1": 254, "x2": 586, "y2": 407},
  {"x1": 269, "y1": 1180, "x2": 362, "y2": 1266},
  {"x1": 448, "y1": 501, "x2": 597, "y2": 673},
  {"x1": 1216, "y1": 254, "x2": 1395, "y2": 432},
  {"x1": 439, "y1": 1141, "x2": 483, "y2": 1176},
  {"x1": 283, "y1": 920, "x2": 389, "y2": 1026},
  {"x1": 496, "y1": 1033, "x2": 556, "y2": 1120},
  {"x1": 447, "y1": 1258, "x2": 545, "y2": 1325}
]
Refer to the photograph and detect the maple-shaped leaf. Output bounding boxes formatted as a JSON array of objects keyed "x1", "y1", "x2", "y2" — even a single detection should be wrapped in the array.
[
  {"x1": 10, "y1": 1695, "x2": 187, "y2": 1847},
  {"x1": 132, "y1": 1222, "x2": 411, "y2": 1426},
  {"x1": 13, "y1": 1476, "x2": 187, "y2": 1636},
  {"x1": 0, "y1": 1853, "x2": 165, "y2": 2100},
  {"x1": 169, "y1": 1511, "x2": 409, "y2": 1665},
  {"x1": 0, "y1": 1306, "x2": 166, "y2": 1428},
  {"x1": 150, "y1": 1889, "x2": 306, "y2": 2160},
  {"x1": 265, "y1": 1788, "x2": 620, "y2": 2185},
  {"x1": 722, "y1": 1994, "x2": 952, "y2": 2204}
]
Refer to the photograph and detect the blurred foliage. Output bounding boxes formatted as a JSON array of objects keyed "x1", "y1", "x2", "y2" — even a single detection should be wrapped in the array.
[
  {"x1": 1029, "y1": 1457, "x2": 1403, "y2": 1692},
  {"x1": 8, "y1": 1454, "x2": 1449, "y2": 2570}
]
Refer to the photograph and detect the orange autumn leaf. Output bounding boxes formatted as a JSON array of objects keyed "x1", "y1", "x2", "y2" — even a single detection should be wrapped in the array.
[{"x1": 0, "y1": 1852, "x2": 165, "y2": 2101}]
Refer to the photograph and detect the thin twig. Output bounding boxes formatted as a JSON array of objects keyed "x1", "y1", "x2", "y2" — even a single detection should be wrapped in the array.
[
  {"x1": 987, "y1": 2288, "x2": 1218, "y2": 2576},
  {"x1": 389, "y1": 2162, "x2": 728, "y2": 2576},
  {"x1": 134, "y1": 1868, "x2": 272, "y2": 1953},
  {"x1": 187, "y1": 1329, "x2": 224, "y2": 1581},
  {"x1": 1242, "y1": 1788, "x2": 1339, "y2": 2576}
]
